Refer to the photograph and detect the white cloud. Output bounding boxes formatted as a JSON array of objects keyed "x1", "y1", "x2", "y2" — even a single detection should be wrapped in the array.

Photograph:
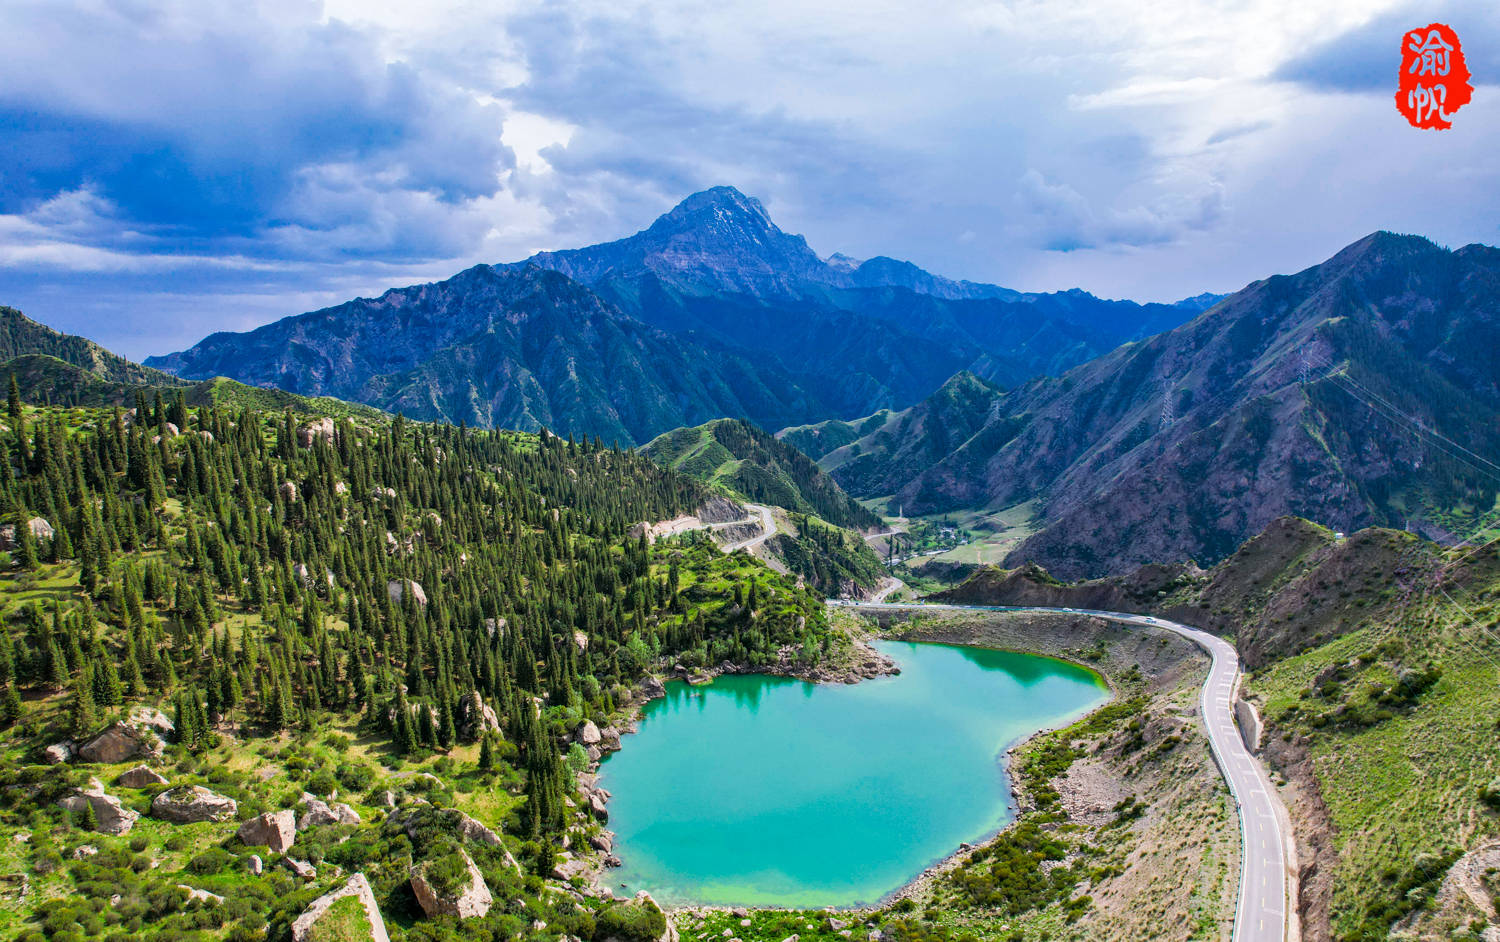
[{"x1": 1, "y1": 0, "x2": 1495, "y2": 357}]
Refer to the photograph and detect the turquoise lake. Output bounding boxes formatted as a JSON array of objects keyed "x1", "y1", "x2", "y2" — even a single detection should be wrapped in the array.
[{"x1": 597, "y1": 640, "x2": 1109, "y2": 908}]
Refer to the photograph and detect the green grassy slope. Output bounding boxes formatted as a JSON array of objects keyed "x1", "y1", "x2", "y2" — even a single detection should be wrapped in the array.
[
  {"x1": 1244, "y1": 549, "x2": 1500, "y2": 942},
  {"x1": 776, "y1": 409, "x2": 893, "y2": 462}
]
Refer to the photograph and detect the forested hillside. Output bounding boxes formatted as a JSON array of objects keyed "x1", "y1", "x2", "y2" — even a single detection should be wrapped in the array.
[
  {"x1": 0, "y1": 306, "x2": 178, "y2": 388},
  {"x1": 0, "y1": 391, "x2": 848, "y2": 941},
  {"x1": 643, "y1": 418, "x2": 879, "y2": 531}
]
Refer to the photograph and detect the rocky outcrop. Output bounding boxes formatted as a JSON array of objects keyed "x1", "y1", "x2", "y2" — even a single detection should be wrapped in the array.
[
  {"x1": 291, "y1": 873, "x2": 390, "y2": 942},
  {"x1": 297, "y1": 417, "x2": 335, "y2": 448},
  {"x1": 1234, "y1": 698, "x2": 1263, "y2": 753},
  {"x1": 576, "y1": 721, "x2": 601, "y2": 746},
  {"x1": 0, "y1": 517, "x2": 54, "y2": 550},
  {"x1": 552, "y1": 853, "x2": 593, "y2": 881},
  {"x1": 58, "y1": 778, "x2": 139, "y2": 835},
  {"x1": 298, "y1": 797, "x2": 361, "y2": 830},
  {"x1": 598, "y1": 892, "x2": 677, "y2": 942},
  {"x1": 43, "y1": 741, "x2": 74, "y2": 764},
  {"x1": 411, "y1": 849, "x2": 492, "y2": 920},
  {"x1": 117, "y1": 764, "x2": 169, "y2": 788},
  {"x1": 458, "y1": 692, "x2": 499, "y2": 741},
  {"x1": 395, "y1": 806, "x2": 503, "y2": 848},
  {"x1": 386, "y1": 579, "x2": 427, "y2": 606},
  {"x1": 178, "y1": 884, "x2": 225, "y2": 905},
  {"x1": 76, "y1": 721, "x2": 165, "y2": 764},
  {"x1": 448, "y1": 810, "x2": 503, "y2": 848},
  {"x1": 585, "y1": 788, "x2": 609, "y2": 822},
  {"x1": 283, "y1": 857, "x2": 317, "y2": 880},
  {"x1": 237, "y1": 810, "x2": 296, "y2": 853},
  {"x1": 151, "y1": 785, "x2": 237, "y2": 823},
  {"x1": 128, "y1": 705, "x2": 176, "y2": 740}
]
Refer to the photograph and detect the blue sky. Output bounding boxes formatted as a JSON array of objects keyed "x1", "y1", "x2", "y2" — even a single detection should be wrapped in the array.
[{"x1": 0, "y1": 0, "x2": 1496, "y2": 360}]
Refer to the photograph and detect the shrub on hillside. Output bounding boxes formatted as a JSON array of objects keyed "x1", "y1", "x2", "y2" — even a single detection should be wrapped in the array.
[{"x1": 592, "y1": 897, "x2": 667, "y2": 942}]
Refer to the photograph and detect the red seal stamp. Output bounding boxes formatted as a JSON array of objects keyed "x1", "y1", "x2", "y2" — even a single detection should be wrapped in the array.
[{"x1": 1396, "y1": 23, "x2": 1472, "y2": 129}]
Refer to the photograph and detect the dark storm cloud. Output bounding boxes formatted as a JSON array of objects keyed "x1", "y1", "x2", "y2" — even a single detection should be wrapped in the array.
[{"x1": 0, "y1": 0, "x2": 511, "y2": 260}]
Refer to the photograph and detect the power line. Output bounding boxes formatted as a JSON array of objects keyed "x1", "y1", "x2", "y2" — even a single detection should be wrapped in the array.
[{"x1": 1326, "y1": 368, "x2": 1500, "y2": 482}]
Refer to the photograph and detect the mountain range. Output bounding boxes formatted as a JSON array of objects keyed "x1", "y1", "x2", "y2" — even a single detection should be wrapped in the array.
[
  {"x1": 147, "y1": 187, "x2": 1213, "y2": 443},
  {"x1": 808, "y1": 232, "x2": 1500, "y2": 577}
]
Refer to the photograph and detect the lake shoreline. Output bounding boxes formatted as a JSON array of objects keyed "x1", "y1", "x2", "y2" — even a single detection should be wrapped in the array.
[{"x1": 582, "y1": 610, "x2": 1124, "y2": 913}]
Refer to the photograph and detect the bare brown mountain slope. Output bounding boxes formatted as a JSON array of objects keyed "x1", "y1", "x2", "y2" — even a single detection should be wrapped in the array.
[{"x1": 934, "y1": 515, "x2": 1429, "y2": 668}]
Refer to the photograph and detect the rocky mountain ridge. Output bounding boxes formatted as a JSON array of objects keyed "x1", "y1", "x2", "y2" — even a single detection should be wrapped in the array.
[
  {"x1": 147, "y1": 187, "x2": 1213, "y2": 442},
  {"x1": 818, "y1": 232, "x2": 1500, "y2": 577}
]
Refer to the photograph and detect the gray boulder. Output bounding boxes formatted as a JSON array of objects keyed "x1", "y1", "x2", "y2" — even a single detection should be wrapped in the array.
[
  {"x1": 237, "y1": 810, "x2": 296, "y2": 853},
  {"x1": 411, "y1": 848, "x2": 492, "y2": 920},
  {"x1": 283, "y1": 857, "x2": 317, "y2": 880},
  {"x1": 394, "y1": 806, "x2": 503, "y2": 847},
  {"x1": 297, "y1": 417, "x2": 336, "y2": 448},
  {"x1": 291, "y1": 873, "x2": 390, "y2": 942},
  {"x1": 178, "y1": 884, "x2": 225, "y2": 905},
  {"x1": 552, "y1": 853, "x2": 592, "y2": 881},
  {"x1": 576, "y1": 721, "x2": 602, "y2": 745},
  {"x1": 586, "y1": 789, "x2": 609, "y2": 821},
  {"x1": 298, "y1": 797, "x2": 361, "y2": 830},
  {"x1": 117, "y1": 764, "x2": 169, "y2": 788},
  {"x1": 151, "y1": 785, "x2": 237, "y2": 824},
  {"x1": 0, "y1": 517, "x2": 53, "y2": 550},
  {"x1": 76, "y1": 721, "x2": 165, "y2": 764},
  {"x1": 386, "y1": 579, "x2": 427, "y2": 606},
  {"x1": 43, "y1": 741, "x2": 74, "y2": 764},
  {"x1": 128, "y1": 706, "x2": 176, "y2": 740},
  {"x1": 58, "y1": 779, "x2": 139, "y2": 835}
]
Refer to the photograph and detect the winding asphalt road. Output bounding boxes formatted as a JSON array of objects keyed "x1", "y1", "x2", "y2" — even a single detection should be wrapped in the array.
[
  {"x1": 832, "y1": 600, "x2": 1294, "y2": 942},
  {"x1": 720, "y1": 503, "x2": 777, "y2": 553}
]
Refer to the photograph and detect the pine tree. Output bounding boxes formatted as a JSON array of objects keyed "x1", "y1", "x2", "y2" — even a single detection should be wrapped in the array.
[
  {"x1": 46, "y1": 638, "x2": 69, "y2": 689},
  {"x1": 418, "y1": 702, "x2": 437, "y2": 749},
  {"x1": 1, "y1": 683, "x2": 22, "y2": 726},
  {"x1": 69, "y1": 671, "x2": 97, "y2": 738},
  {"x1": 7, "y1": 374, "x2": 21, "y2": 426},
  {"x1": 479, "y1": 732, "x2": 495, "y2": 772},
  {"x1": 17, "y1": 520, "x2": 38, "y2": 570}
]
